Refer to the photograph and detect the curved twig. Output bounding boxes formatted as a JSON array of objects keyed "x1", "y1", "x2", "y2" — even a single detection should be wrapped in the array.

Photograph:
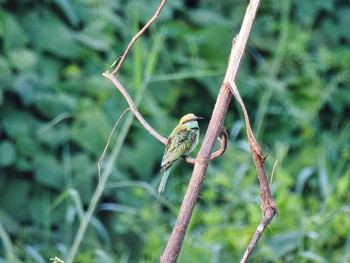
[
  {"x1": 184, "y1": 127, "x2": 227, "y2": 164},
  {"x1": 227, "y1": 80, "x2": 276, "y2": 215},
  {"x1": 227, "y1": 81, "x2": 277, "y2": 263},
  {"x1": 210, "y1": 127, "x2": 228, "y2": 160},
  {"x1": 98, "y1": 108, "x2": 131, "y2": 193},
  {"x1": 111, "y1": 0, "x2": 168, "y2": 75}
]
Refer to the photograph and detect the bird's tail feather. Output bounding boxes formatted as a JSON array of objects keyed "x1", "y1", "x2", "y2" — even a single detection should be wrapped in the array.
[
  {"x1": 158, "y1": 167, "x2": 171, "y2": 194},
  {"x1": 155, "y1": 167, "x2": 172, "y2": 210}
]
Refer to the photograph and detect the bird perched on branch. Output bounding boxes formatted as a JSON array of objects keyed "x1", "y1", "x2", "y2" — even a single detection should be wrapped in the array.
[{"x1": 157, "y1": 113, "x2": 202, "y2": 207}]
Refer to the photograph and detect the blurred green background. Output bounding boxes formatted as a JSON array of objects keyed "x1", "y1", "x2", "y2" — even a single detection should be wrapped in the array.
[{"x1": 1, "y1": 0, "x2": 350, "y2": 262}]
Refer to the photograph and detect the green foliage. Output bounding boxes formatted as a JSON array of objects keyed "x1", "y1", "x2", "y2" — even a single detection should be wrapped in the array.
[{"x1": 1, "y1": 0, "x2": 350, "y2": 262}]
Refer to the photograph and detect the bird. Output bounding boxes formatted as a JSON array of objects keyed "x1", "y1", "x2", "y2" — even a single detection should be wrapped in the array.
[{"x1": 156, "y1": 113, "x2": 202, "y2": 207}]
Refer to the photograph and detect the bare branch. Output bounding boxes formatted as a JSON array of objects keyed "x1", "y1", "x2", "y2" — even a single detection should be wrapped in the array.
[
  {"x1": 111, "y1": 0, "x2": 168, "y2": 75},
  {"x1": 161, "y1": 1, "x2": 265, "y2": 262},
  {"x1": 219, "y1": 4, "x2": 278, "y2": 259},
  {"x1": 240, "y1": 215, "x2": 274, "y2": 263},
  {"x1": 103, "y1": 72, "x2": 167, "y2": 145},
  {"x1": 227, "y1": 81, "x2": 277, "y2": 263},
  {"x1": 104, "y1": 0, "x2": 275, "y2": 262},
  {"x1": 227, "y1": 81, "x2": 276, "y2": 214}
]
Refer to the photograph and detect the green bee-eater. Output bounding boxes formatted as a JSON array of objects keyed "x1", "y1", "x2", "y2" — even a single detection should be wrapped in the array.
[{"x1": 157, "y1": 113, "x2": 202, "y2": 205}]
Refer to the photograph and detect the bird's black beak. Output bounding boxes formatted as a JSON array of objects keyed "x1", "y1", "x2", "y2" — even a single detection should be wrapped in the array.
[{"x1": 195, "y1": 117, "x2": 203, "y2": 121}]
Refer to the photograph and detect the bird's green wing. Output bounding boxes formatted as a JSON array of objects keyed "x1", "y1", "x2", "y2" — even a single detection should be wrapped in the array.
[{"x1": 161, "y1": 127, "x2": 193, "y2": 170}]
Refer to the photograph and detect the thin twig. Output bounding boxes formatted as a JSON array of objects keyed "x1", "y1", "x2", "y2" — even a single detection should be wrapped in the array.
[
  {"x1": 270, "y1": 159, "x2": 279, "y2": 186},
  {"x1": 103, "y1": 72, "x2": 167, "y2": 145},
  {"x1": 111, "y1": 0, "x2": 168, "y2": 75},
  {"x1": 240, "y1": 216, "x2": 273, "y2": 263},
  {"x1": 98, "y1": 108, "x2": 131, "y2": 194},
  {"x1": 210, "y1": 127, "x2": 228, "y2": 159},
  {"x1": 66, "y1": 108, "x2": 131, "y2": 263}
]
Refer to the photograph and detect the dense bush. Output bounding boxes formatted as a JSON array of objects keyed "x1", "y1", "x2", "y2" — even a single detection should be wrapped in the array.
[{"x1": 0, "y1": 0, "x2": 349, "y2": 262}]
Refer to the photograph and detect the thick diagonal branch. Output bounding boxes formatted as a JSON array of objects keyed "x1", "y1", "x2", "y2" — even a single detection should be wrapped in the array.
[{"x1": 160, "y1": 0, "x2": 264, "y2": 262}]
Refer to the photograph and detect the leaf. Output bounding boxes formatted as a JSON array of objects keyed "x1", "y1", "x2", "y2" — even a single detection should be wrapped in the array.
[
  {"x1": 12, "y1": 72, "x2": 40, "y2": 105},
  {"x1": 267, "y1": 231, "x2": 303, "y2": 257},
  {"x1": 33, "y1": 154, "x2": 64, "y2": 189},
  {"x1": 37, "y1": 122, "x2": 71, "y2": 149},
  {"x1": 0, "y1": 141, "x2": 16, "y2": 167},
  {"x1": 24, "y1": 10, "x2": 84, "y2": 59},
  {"x1": 0, "y1": 55, "x2": 12, "y2": 90},
  {"x1": 53, "y1": 0, "x2": 79, "y2": 27},
  {"x1": 0, "y1": 10, "x2": 29, "y2": 53},
  {"x1": 75, "y1": 22, "x2": 113, "y2": 51},
  {"x1": 0, "y1": 179, "x2": 31, "y2": 221},
  {"x1": 34, "y1": 92, "x2": 77, "y2": 118},
  {"x1": 1, "y1": 109, "x2": 39, "y2": 138},
  {"x1": 70, "y1": 103, "x2": 112, "y2": 155},
  {"x1": 295, "y1": 167, "x2": 315, "y2": 195},
  {"x1": 8, "y1": 48, "x2": 37, "y2": 72},
  {"x1": 299, "y1": 251, "x2": 329, "y2": 263}
]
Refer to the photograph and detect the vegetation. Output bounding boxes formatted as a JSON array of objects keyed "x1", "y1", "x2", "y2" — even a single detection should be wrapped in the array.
[{"x1": 1, "y1": 0, "x2": 349, "y2": 262}]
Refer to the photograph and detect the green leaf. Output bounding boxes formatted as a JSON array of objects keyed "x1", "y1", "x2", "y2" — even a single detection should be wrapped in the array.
[
  {"x1": 53, "y1": 0, "x2": 79, "y2": 27},
  {"x1": 34, "y1": 92, "x2": 77, "y2": 118},
  {"x1": 0, "y1": 141, "x2": 16, "y2": 167},
  {"x1": 0, "y1": 179, "x2": 31, "y2": 221},
  {"x1": 24, "y1": 10, "x2": 83, "y2": 58},
  {"x1": 8, "y1": 48, "x2": 37, "y2": 72},
  {"x1": 70, "y1": 103, "x2": 112, "y2": 155},
  {"x1": 2, "y1": 109, "x2": 39, "y2": 138},
  {"x1": 75, "y1": 22, "x2": 113, "y2": 51},
  {"x1": 0, "y1": 11, "x2": 29, "y2": 53},
  {"x1": 33, "y1": 154, "x2": 64, "y2": 189},
  {"x1": 0, "y1": 55, "x2": 12, "y2": 90}
]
